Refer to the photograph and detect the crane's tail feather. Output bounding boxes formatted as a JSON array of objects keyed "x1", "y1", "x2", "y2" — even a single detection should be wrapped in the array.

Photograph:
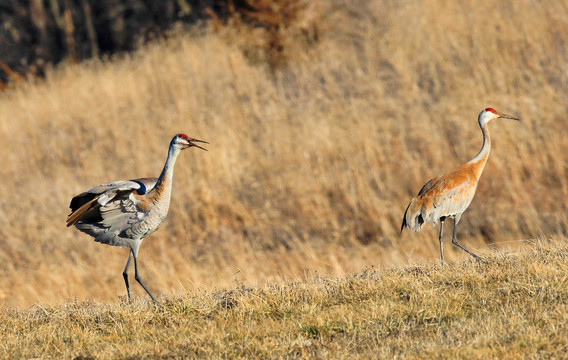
[
  {"x1": 401, "y1": 198, "x2": 426, "y2": 233},
  {"x1": 66, "y1": 197, "x2": 100, "y2": 227},
  {"x1": 401, "y1": 202, "x2": 411, "y2": 232}
]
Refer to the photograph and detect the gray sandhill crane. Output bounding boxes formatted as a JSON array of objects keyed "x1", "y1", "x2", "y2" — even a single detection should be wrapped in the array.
[
  {"x1": 401, "y1": 108, "x2": 519, "y2": 265},
  {"x1": 67, "y1": 133, "x2": 208, "y2": 300}
]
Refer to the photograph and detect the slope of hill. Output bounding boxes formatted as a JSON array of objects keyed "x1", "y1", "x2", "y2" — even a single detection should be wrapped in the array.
[{"x1": 2, "y1": 241, "x2": 567, "y2": 358}]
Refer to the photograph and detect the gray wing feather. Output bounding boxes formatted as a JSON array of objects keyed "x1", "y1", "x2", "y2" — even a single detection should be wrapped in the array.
[
  {"x1": 70, "y1": 178, "x2": 158, "y2": 247},
  {"x1": 101, "y1": 194, "x2": 141, "y2": 234},
  {"x1": 87, "y1": 181, "x2": 143, "y2": 205}
]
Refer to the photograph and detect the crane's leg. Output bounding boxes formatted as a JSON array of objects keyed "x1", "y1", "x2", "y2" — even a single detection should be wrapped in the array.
[
  {"x1": 439, "y1": 217, "x2": 446, "y2": 266},
  {"x1": 451, "y1": 216, "x2": 484, "y2": 263},
  {"x1": 122, "y1": 250, "x2": 134, "y2": 300},
  {"x1": 130, "y1": 241, "x2": 156, "y2": 301},
  {"x1": 132, "y1": 254, "x2": 156, "y2": 301}
]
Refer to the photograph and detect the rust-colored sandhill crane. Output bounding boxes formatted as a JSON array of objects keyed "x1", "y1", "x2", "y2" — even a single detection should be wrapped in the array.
[
  {"x1": 67, "y1": 133, "x2": 208, "y2": 300},
  {"x1": 401, "y1": 108, "x2": 519, "y2": 265}
]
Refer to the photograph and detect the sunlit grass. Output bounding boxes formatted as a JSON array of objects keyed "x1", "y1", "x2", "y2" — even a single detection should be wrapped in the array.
[{"x1": 3, "y1": 241, "x2": 568, "y2": 358}]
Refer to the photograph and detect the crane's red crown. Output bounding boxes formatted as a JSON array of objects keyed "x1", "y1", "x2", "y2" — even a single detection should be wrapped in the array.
[
  {"x1": 178, "y1": 133, "x2": 189, "y2": 140},
  {"x1": 485, "y1": 108, "x2": 498, "y2": 114}
]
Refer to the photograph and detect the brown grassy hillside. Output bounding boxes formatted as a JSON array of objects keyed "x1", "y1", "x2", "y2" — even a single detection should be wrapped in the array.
[
  {"x1": 3, "y1": 242, "x2": 568, "y2": 358},
  {"x1": 0, "y1": 0, "x2": 566, "y2": 307}
]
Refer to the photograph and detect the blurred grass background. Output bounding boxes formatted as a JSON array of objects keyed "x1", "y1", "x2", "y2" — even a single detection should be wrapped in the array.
[{"x1": 0, "y1": 0, "x2": 566, "y2": 307}]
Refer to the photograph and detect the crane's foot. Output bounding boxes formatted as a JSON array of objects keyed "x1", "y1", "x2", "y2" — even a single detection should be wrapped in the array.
[
  {"x1": 463, "y1": 249, "x2": 487, "y2": 264},
  {"x1": 451, "y1": 238, "x2": 487, "y2": 265},
  {"x1": 473, "y1": 255, "x2": 488, "y2": 265}
]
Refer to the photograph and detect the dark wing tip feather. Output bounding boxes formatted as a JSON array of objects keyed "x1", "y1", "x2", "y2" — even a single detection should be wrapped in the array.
[
  {"x1": 401, "y1": 201, "x2": 412, "y2": 233},
  {"x1": 66, "y1": 197, "x2": 100, "y2": 227},
  {"x1": 416, "y1": 179, "x2": 433, "y2": 196},
  {"x1": 69, "y1": 192, "x2": 98, "y2": 212},
  {"x1": 402, "y1": 178, "x2": 436, "y2": 233}
]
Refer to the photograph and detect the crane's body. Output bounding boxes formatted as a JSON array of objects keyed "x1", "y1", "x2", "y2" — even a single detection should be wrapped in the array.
[
  {"x1": 401, "y1": 108, "x2": 519, "y2": 265},
  {"x1": 67, "y1": 134, "x2": 208, "y2": 300}
]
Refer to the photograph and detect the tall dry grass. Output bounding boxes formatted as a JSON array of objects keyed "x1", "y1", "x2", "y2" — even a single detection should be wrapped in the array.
[{"x1": 0, "y1": 0, "x2": 566, "y2": 307}]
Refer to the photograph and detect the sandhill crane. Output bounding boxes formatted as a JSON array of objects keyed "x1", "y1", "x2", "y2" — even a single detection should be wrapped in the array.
[
  {"x1": 67, "y1": 133, "x2": 208, "y2": 300},
  {"x1": 401, "y1": 108, "x2": 519, "y2": 265}
]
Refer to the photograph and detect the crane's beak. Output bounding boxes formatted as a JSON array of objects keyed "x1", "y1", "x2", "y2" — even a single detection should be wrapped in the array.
[
  {"x1": 189, "y1": 138, "x2": 209, "y2": 151},
  {"x1": 498, "y1": 112, "x2": 520, "y2": 121}
]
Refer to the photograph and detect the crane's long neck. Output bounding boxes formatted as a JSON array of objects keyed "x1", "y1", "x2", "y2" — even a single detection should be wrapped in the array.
[
  {"x1": 467, "y1": 121, "x2": 491, "y2": 178},
  {"x1": 150, "y1": 143, "x2": 181, "y2": 201}
]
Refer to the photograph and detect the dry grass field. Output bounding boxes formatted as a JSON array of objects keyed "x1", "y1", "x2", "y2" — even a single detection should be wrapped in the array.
[
  {"x1": 0, "y1": 0, "x2": 566, "y2": 311},
  {"x1": 3, "y1": 242, "x2": 568, "y2": 358}
]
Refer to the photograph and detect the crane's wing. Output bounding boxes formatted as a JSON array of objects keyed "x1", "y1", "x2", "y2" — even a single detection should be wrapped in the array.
[
  {"x1": 401, "y1": 169, "x2": 477, "y2": 232},
  {"x1": 67, "y1": 178, "x2": 158, "y2": 245}
]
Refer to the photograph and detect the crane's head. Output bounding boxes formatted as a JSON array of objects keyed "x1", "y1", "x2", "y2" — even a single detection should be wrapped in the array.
[
  {"x1": 479, "y1": 108, "x2": 520, "y2": 126},
  {"x1": 174, "y1": 133, "x2": 209, "y2": 151}
]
